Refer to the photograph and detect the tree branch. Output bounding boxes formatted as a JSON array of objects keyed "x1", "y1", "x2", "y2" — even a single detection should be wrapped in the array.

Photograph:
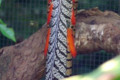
[
  {"x1": 0, "y1": 8, "x2": 119, "y2": 80},
  {"x1": 75, "y1": 8, "x2": 120, "y2": 54}
]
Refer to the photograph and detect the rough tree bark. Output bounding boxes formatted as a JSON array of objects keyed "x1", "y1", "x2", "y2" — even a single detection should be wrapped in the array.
[{"x1": 0, "y1": 8, "x2": 120, "y2": 80}]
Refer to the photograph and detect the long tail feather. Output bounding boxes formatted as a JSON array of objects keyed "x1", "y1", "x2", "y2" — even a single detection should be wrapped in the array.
[
  {"x1": 66, "y1": 51, "x2": 72, "y2": 77},
  {"x1": 48, "y1": 0, "x2": 51, "y2": 4},
  {"x1": 47, "y1": 3, "x2": 53, "y2": 25},
  {"x1": 44, "y1": 28, "x2": 51, "y2": 56},
  {"x1": 71, "y1": 9, "x2": 76, "y2": 26},
  {"x1": 67, "y1": 28, "x2": 76, "y2": 58}
]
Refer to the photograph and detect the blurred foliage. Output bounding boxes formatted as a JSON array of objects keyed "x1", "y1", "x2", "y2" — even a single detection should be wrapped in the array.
[
  {"x1": 0, "y1": 19, "x2": 16, "y2": 42},
  {"x1": 0, "y1": 0, "x2": 47, "y2": 47},
  {"x1": 0, "y1": 0, "x2": 16, "y2": 42},
  {"x1": 64, "y1": 55, "x2": 120, "y2": 80},
  {"x1": 0, "y1": 0, "x2": 1, "y2": 6}
]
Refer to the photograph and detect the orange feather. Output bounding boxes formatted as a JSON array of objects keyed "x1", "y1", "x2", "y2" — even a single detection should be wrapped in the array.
[
  {"x1": 67, "y1": 28, "x2": 76, "y2": 58},
  {"x1": 72, "y1": 0, "x2": 75, "y2": 3},
  {"x1": 48, "y1": 0, "x2": 51, "y2": 4},
  {"x1": 71, "y1": 9, "x2": 76, "y2": 26},
  {"x1": 44, "y1": 28, "x2": 51, "y2": 56},
  {"x1": 47, "y1": 3, "x2": 53, "y2": 25}
]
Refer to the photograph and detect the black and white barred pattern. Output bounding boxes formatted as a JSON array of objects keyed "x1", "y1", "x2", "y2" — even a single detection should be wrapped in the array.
[{"x1": 45, "y1": 0, "x2": 72, "y2": 80}]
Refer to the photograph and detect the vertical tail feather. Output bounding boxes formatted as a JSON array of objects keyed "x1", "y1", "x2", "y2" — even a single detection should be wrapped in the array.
[
  {"x1": 67, "y1": 28, "x2": 76, "y2": 58},
  {"x1": 45, "y1": 0, "x2": 77, "y2": 79},
  {"x1": 66, "y1": 51, "x2": 72, "y2": 77},
  {"x1": 71, "y1": 9, "x2": 76, "y2": 26},
  {"x1": 44, "y1": 28, "x2": 51, "y2": 56}
]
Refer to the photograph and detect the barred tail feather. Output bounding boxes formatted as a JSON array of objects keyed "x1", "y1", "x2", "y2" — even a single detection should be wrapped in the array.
[
  {"x1": 45, "y1": 0, "x2": 75, "y2": 80},
  {"x1": 66, "y1": 52, "x2": 72, "y2": 77}
]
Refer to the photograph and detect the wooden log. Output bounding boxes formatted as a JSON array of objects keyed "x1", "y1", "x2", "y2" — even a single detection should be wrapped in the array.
[
  {"x1": 0, "y1": 8, "x2": 119, "y2": 80},
  {"x1": 75, "y1": 8, "x2": 120, "y2": 54}
]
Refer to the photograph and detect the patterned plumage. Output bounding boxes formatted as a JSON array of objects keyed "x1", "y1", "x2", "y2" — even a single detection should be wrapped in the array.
[{"x1": 44, "y1": 0, "x2": 77, "y2": 80}]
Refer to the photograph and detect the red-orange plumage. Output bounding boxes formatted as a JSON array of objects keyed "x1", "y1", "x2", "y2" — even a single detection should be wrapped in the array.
[
  {"x1": 71, "y1": 9, "x2": 76, "y2": 26},
  {"x1": 47, "y1": 3, "x2": 53, "y2": 25},
  {"x1": 48, "y1": 0, "x2": 51, "y2": 4},
  {"x1": 44, "y1": 28, "x2": 51, "y2": 56},
  {"x1": 72, "y1": 0, "x2": 75, "y2": 3},
  {"x1": 67, "y1": 28, "x2": 76, "y2": 58}
]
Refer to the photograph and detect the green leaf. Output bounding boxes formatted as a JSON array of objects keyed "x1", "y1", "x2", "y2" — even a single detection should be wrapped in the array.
[
  {"x1": 0, "y1": 0, "x2": 2, "y2": 7},
  {"x1": 0, "y1": 24, "x2": 16, "y2": 42},
  {"x1": 113, "y1": 76, "x2": 120, "y2": 80},
  {"x1": 0, "y1": 19, "x2": 5, "y2": 24}
]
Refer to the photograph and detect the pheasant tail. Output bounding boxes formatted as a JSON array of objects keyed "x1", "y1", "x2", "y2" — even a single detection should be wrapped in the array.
[{"x1": 67, "y1": 28, "x2": 76, "y2": 58}]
